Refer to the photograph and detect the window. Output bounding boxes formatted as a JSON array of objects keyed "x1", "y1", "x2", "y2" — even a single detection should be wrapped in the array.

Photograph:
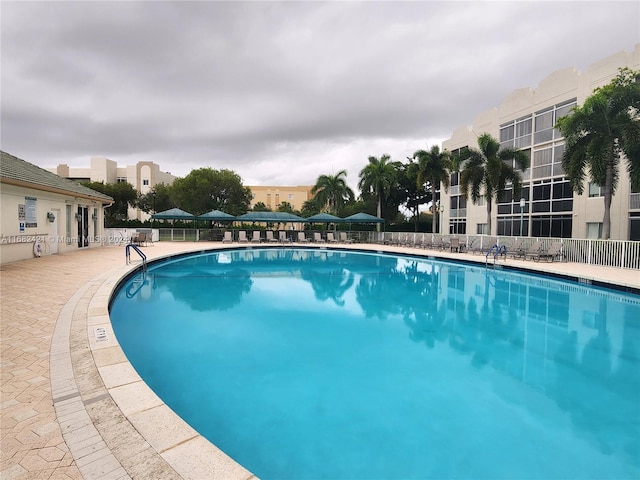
[
  {"x1": 534, "y1": 108, "x2": 554, "y2": 144},
  {"x1": 116, "y1": 177, "x2": 128, "y2": 183},
  {"x1": 477, "y1": 224, "x2": 488, "y2": 235},
  {"x1": 587, "y1": 222, "x2": 603, "y2": 239},
  {"x1": 534, "y1": 99, "x2": 577, "y2": 145},
  {"x1": 588, "y1": 182, "x2": 604, "y2": 197},
  {"x1": 142, "y1": 179, "x2": 150, "y2": 186}
]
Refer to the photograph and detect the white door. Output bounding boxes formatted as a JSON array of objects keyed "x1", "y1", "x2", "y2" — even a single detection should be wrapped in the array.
[{"x1": 49, "y1": 210, "x2": 59, "y2": 254}]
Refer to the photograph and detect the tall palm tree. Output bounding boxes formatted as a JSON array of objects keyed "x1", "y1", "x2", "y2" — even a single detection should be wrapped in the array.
[
  {"x1": 413, "y1": 145, "x2": 453, "y2": 233},
  {"x1": 311, "y1": 170, "x2": 355, "y2": 216},
  {"x1": 459, "y1": 133, "x2": 529, "y2": 236},
  {"x1": 358, "y1": 154, "x2": 400, "y2": 231},
  {"x1": 556, "y1": 67, "x2": 640, "y2": 239}
]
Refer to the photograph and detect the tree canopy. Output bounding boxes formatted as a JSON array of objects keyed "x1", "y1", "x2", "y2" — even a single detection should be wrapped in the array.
[
  {"x1": 459, "y1": 133, "x2": 530, "y2": 236},
  {"x1": 171, "y1": 167, "x2": 252, "y2": 216},
  {"x1": 358, "y1": 154, "x2": 400, "y2": 230},
  {"x1": 81, "y1": 180, "x2": 137, "y2": 227},
  {"x1": 311, "y1": 170, "x2": 355, "y2": 216},
  {"x1": 414, "y1": 145, "x2": 453, "y2": 233},
  {"x1": 556, "y1": 67, "x2": 640, "y2": 239}
]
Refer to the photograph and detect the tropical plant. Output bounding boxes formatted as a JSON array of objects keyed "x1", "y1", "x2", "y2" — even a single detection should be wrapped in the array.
[
  {"x1": 358, "y1": 154, "x2": 400, "y2": 230},
  {"x1": 556, "y1": 67, "x2": 640, "y2": 239},
  {"x1": 413, "y1": 145, "x2": 453, "y2": 233},
  {"x1": 459, "y1": 133, "x2": 530, "y2": 236},
  {"x1": 171, "y1": 168, "x2": 252, "y2": 216},
  {"x1": 81, "y1": 180, "x2": 138, "y2": 226},
  {"x1": 311, "y1": 170, "x2": 355, "y2": 215}
]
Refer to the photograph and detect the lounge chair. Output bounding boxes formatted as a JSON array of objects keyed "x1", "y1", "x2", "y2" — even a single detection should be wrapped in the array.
[
  {"x1": 339, "y1": 232, "x2": 353, "y2": 243},
  {"x1": 531, "y1": 242, "x2": 565, "y2": 262},
  {"x1": 522, "y1": 240, "x2": 544, "y2": 260},
  {"x1": 251, "y1": 231, "x2": 261, "y2": 243},
  {"x1": 449, "y1": 237, "x2": 460, "y2": 252},
  {"x1": 297, "y1": 232, "x2": 310, "y2": 243},
  {"x1": 313, "y1": 232, "x2": 326, "y2": 243},
  {"x1": 279, "y1": 231, "x2": 289, "y2": 243},
  {"x1": 505, "y1": 239, "x2": 527, "y2": 259},
  {"x1": 327, "y1": 232, "x2": 338, "y2": 243},
  {"x1": 222, "y1": 231, "x2": 233, "y2": 243},
  {"x1": 470, "y1": 237, "x2": 496, "y2": 255},
  {"x1": 238, "y1": 231, "x2": 248, "y2": 243},
  {"x1": 265, "y1": 231, "x2": 278, "y2": 243}
]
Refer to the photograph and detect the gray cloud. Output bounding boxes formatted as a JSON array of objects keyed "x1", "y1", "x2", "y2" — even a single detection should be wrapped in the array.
[{"x1": 2, "y1": 1, "x2": 638, "y2": 192}]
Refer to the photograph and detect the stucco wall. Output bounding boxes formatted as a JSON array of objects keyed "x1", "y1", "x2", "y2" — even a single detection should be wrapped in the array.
[{"x1": 0, "y1": 183, "x2": 108, "y2": 264}]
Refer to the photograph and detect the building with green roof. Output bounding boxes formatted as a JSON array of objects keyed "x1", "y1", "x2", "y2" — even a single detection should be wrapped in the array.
[{"x1": 1, "y1": 151, "x2": 114, "y2": 264}]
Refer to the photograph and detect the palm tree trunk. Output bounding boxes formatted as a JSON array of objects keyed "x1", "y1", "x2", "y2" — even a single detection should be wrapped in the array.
[
  {"x1": 603, "y1": 153, "x2": 615, "y2": 239},
  {"x1": 486, "y1": 199, "x2": 492, "y2": 236},
  {"x1": 376, "y1": 194, "x2": 382, "y2": 232},
  {"x1": 431, "y1": 185, "x2": 437, "y2": 234}
]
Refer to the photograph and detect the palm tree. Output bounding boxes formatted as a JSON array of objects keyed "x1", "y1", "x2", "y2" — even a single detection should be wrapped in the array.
[
  {"x1": 413, "y1": 145, "x2": 453, "y2": 233},
  {"x1": 556, "y1": 67, "x2": 640, "y2": 239},
  {"x1": 311, "y1": 170, "x2": 355, "y2": 216},
  {"x1": 459, "y1": 133, "x2": 529, "y2": 236},
  {"x1": 358, "y1": 154, "x2": 400, "y2": 231}
]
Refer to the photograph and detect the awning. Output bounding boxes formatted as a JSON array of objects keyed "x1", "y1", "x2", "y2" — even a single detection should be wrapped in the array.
[
  {"x1": 196, "y1": 209, "x2": 236, "y2": 221},
  {"x1": 342, "y1": 212, "x2": 385, "y2": 223},
  {"x1": 235, "y1": 212, "x2": 309, "y2": 223},
  {"x1": 306, "y1": 213, "x2": 345, "y2": 223},
  {"x1": 151, "y1": 208, "x2": 196, "y2": 220}
]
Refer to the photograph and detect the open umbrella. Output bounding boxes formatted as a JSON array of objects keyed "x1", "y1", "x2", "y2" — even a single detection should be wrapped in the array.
[
  {"x1": 151, "y1": 208, "x2": 196, "y2": 220},
  {"x1": 196, "y1": 209, "x2": 236, "y2": 221}
]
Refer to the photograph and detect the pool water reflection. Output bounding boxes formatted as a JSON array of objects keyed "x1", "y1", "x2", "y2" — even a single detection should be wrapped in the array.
[{"x1": 110, "y1": 248, "x2": 640, "y2": 480}]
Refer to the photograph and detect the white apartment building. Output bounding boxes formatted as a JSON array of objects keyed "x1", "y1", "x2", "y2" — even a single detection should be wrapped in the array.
[
  {"x1": 442, "y1": 44, "x2": 640, "y2": 241},
  {"x1": 49, "y1": 157, "x2": 176, "y2": 221}
]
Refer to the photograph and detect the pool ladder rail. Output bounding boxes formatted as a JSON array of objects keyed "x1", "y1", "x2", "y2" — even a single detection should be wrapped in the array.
[
  {"x1": 125, "y1": 243, "x2": 147, "y2": 270},
  {"x1": 485, "y1": 244, "x2": 507, "y2": 267}
]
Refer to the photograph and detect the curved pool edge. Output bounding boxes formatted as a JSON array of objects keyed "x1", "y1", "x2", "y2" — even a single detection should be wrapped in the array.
[{"x1": 52, "y1": 242, "x2": 640, "y2": 480}]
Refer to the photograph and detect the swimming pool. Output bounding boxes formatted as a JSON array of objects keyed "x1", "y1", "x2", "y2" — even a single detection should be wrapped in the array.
[{"x1": 109, "y1": 248, "x2": 640, "y2": 479}]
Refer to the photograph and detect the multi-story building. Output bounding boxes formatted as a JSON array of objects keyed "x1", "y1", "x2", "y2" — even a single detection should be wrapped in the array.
[
  {"x1": 248, "y1": 185, "x2": 314, "y2": 212},
  {"x1": 48, "y1": 157, "x2": 176, "y2": 221},
  {"x1": 442, "y1": 45, "x2": 639, "y2": 241}
]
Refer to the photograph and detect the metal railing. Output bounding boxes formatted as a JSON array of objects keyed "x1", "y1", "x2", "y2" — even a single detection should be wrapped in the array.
[{"x1": 105, "y1": 228, "x2": 640, "y2": 270}]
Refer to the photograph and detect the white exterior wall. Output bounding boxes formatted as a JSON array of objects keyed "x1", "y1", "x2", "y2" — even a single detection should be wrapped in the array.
[
  {"x1": 0, "y1": 183, "x2": 108, "y2": 264},
  {"x1": 47, "y1": 157, "x2": 177, "y2": 222},
  {"x1": 442, "y1": 45, "x2": 640, "y2": 240}
]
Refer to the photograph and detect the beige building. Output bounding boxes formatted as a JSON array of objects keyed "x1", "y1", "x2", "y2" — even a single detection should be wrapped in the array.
[
  {"x1": 442, "y1": 44, "x2": 640, "y2": 241},
  {"x1": 248, "y1": 185, "x2": 314, "y2": 212},
  {"x1": 49, "y1": 157, "x2": 176, "y2": 221},
  {"x1": 1, "y1": 151, "x2": 114, "y2": 264}
]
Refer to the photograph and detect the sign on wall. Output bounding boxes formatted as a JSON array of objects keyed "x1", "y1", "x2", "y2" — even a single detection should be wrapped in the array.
[{"x1": 25, "y1": 197, "x2": 37, "y2": 228}]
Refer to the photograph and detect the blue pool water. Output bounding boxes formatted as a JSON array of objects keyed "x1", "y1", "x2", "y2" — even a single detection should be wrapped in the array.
[{"x1": 109, "y1": 248, "x2": 640, "y2": 479}]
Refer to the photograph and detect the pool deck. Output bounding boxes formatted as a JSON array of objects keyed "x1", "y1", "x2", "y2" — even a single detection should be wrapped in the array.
[{"x1": 1, "y1": 241, "x2": 639, "y2": 479}]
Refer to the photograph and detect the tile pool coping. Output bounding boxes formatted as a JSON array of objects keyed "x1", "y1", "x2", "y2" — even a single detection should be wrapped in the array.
[{"x1": 46, "y1": 243, "x2": 640, "y2": 479}]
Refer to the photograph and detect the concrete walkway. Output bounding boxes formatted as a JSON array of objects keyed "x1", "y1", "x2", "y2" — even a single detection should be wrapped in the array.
[{"x1": 1, "y1": 242, "x2": 638, "y2": 479}]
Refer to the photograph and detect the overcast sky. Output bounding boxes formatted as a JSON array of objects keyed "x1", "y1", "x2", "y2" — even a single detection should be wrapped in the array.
[{"x1": 2, "y1": 1, "x2": 638, "y2": 192}]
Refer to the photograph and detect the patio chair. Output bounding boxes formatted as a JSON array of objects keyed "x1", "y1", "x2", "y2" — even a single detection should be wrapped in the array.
[
  {"x1": 279, "y1": 231, "x2": 289, "y2": 243},
  {"x1": 238, "y1": 231, "x2": 248, "y2": 243},
  {"x1": 297, "y1": 232, "x2": 310, "y2": 243},
  {"x1": 449, "y1": 237, "x2": 460, "y2": 252},
  {"x1": 470, "y1": 237, "x2": 496, "y2": 255},
  {"x1": 313, "y1": 232, "x2": 326, "y2": 243},
  {"x1": 505, "y1": 239, "x2": 527, "y2": 259},
  {"x1": 251, "y1": 231, "x2": 262, "y2": 243},
  {"x1": 265, "y1": 231, "x2": 278, "y2": 243},
  {"x1": 327, "y1": 232, "x2": 338, "y2": 243},
  {"x1": 523, "y1": 240, "x2": 545, "y2": 260},
  {"x1": 531, "y1": 242, "x2": 565, "y2": 262},
  {"x1": 222, "y1": 231, "x2": 233, "y2": 243},
  {"x1": 339, "y1": 232, "x2": 353, "y2": 243}
]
